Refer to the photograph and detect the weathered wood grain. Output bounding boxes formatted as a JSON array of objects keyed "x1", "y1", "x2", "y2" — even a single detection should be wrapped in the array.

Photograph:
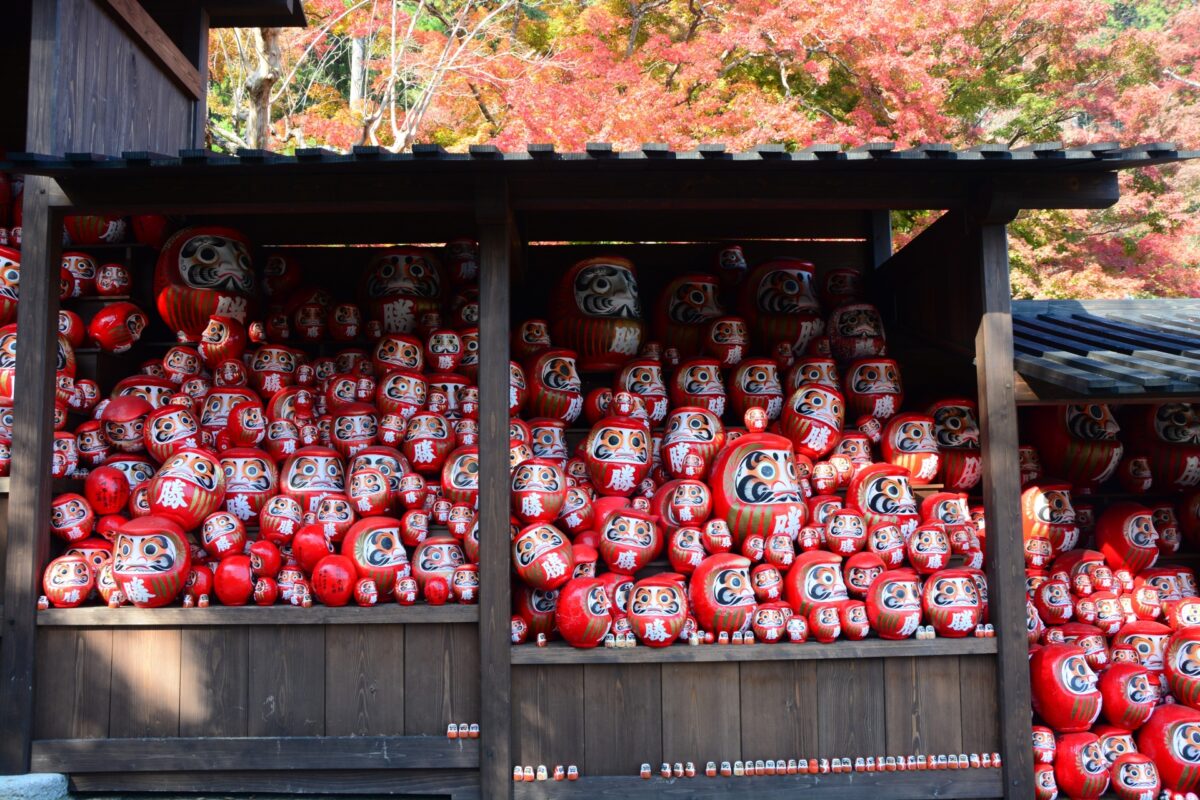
[{"x1": 325, "y1": 624, "x2": 406, "y2": 736}]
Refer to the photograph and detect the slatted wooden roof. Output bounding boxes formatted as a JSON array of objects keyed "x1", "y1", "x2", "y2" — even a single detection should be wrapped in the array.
[
  {"x1": 6, "y1": 140, "x2": 1194, "y2": 168},
  {"x1": 1013, "y1": 299, "x2": 1200, "y2": 400}
]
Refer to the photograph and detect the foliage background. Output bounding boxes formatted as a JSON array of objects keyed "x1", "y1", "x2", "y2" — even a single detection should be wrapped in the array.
[{"x1": 208, "y1": 0, "x2": 1200, "y2": 298}]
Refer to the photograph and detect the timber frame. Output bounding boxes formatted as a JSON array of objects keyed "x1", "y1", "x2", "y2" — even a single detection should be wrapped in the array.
[{"x1": 2, "y1": 143, "x2": 1196, "y2": 800}]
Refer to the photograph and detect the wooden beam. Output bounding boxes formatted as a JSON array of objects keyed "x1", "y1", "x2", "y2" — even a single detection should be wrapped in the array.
[
  {"x1": 512, "y1": 771, "x2": 1003, "y2": 799},
  {"x1": 37, "y1": 603, "x2": 479, "y2": 626},
  {"x1": 0, "y1": 178, "x2": 62, "y2": 774},
  {"x1": 99, "y1": 0, "x2": 203, "y2": 99},
  {"x1": 511, "y1": 638, "x2": 997, "y2": 665},
  {"x1": 32, "y1": 736, "x2": 478, "y2": 772},
  {"x1": 477, "y1": 177, "x2": 514, "y2": 800},
  {"x1": 68, "y1": 769, "x2": 480, "y2": 797},
  {"x1": 972, "y1": 220, "x2": 1034, "y2": 800}
]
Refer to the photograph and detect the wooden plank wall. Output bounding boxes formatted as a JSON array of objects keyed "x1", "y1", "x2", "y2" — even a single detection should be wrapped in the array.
[
  {"x1": 28, "y1": 0, "x2": 199, "y2": 156},
  {"x1": 32, "y1": 624, "x2": 480, "y2": 740},
  {"x1": 511, "y1": 657, "x2": 999, "y2": 774}
]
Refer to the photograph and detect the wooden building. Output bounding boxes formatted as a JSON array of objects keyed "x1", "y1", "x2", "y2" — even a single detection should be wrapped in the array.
[{"x1": 1, "y1": 141, "x2": 1195, "y2": 800}]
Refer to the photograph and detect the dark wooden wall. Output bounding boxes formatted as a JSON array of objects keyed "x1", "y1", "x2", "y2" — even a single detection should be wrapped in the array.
[
  {"x1": 26, "y1": 0, "x2": 202, "y2": 155},
  {"x1": 512, "y1": 656, "x2": 999, "y2": 773},
  {"x1": 34, "y1": 623, "x2": 480, "y2": 739}
]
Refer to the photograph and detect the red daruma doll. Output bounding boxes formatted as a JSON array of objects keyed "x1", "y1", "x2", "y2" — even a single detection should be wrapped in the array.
[
  {"x1": 866, "y1": 568, "x2": 921, "y2": 640},
  {"x1": 1030, "y1": 643, "x2": 1102, "y2": 733},
  {"x1": 512, "y1": 523, "x2": 574, "y2": 591},
  {"x1": 554, "y1": 577, "x2": 612, "y2": 648},
  {"x1": 708, "y1": 408, "x2": 806, "y2": 546},
  {"x1": 155, "y1": 227, "x2": 256, "y2": 342},
  {"x1": 111, "y1": 516, "x2": 192, "y2": 608},
  {"x1": 583, "y1": 407, "x2": 651, "y2": 497},
  {"x1": 627, "y1": 576, "x2": 688, "y2": 647},
  {"x1": 921, "y1": 568, "x2": 981, "y2": 637},
  {"x1": 689, "y1": 553, "x2": 756, "y2": 635}
]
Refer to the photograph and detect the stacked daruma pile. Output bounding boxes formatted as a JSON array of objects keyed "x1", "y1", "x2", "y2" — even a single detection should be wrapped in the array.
[
  {"x1": 37, "y1": 222, "x2": 485, "y2": 611},
  {"x1": 1021, "y1": 402, "x2": 1200, "y2": 799},
  {"x1": 506, "y1": 249, "x2": 991, "y2": 651}
]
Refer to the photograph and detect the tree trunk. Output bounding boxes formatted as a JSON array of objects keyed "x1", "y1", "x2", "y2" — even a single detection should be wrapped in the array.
[
  {"x1": 245, "y1": 28, "x2": 282, "y2": 149},
  {"x1": 350, "y1": 36, "x2": 367, "y2": 113}
]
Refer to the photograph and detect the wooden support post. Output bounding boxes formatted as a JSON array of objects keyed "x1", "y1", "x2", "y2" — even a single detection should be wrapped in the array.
[
  {"x1": 972, "y1": 213, "x2": 1033, "y2": 800},
  {"x1": 0, "y1": 178, "x2": 62, "y2": 774},
  {"x1": 476, "y1": 178, "x2": 513, "y2": 800},
  {"x1": 868, "y1": 210, "x2": 892, "y2": 269}
]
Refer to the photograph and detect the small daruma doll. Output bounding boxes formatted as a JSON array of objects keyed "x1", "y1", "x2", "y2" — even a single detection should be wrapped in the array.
[
  {"x1": 525, "y1": 348, "x2": 583, "y2": 423},
  {"x1": 155, "y1": 226, "x2": 256, "y2": 341},
  {"x1": 921, "y1": 568, "x2": 981, "y2": 637},
  {"x1": 549, "y1": 256, "x2": 644, "y2": 371},
  {"x1": 628, "y1": 575, "x2": 688, "y2": 647},
  {"x1": 112, "y1": 516, "x2": 191, "y2": 607},
  {"x1": 781, "y1": 384, "x2": 844, "y2": 460},
  {"x1": 1097, "y1": 502, "x2": 1159, "y2": 574},
  {"x1": 1022, "y1": 483, "x2": 1080, "y2": 557},
  {"x1": 669, "y1": 359, "x2": 726, "y2": 417},
  {"x1": 928, "y1": 398, "x2": 982, "y2": 490},
  {"x1": 689, "y1": 553, "x2": 756, "y2": 635},
  {"x1": 660, "y1": 407, "x2": 725, "y2": 480},
  {"x1": 554, "y1": 577, "x2": 613, "y2": 648},
  {"x1": 512, "y1": 523, "x2": 574, "y2": 591},
  {"x1": 280, "y1": 446, "x2": 345, "y2": 513},
  {"x1": 511, "y1": 458, "x2": 567, "y2": 525},
  {"x1": 785, "y1": 551, "x2": 848, "y2": 618},
  {"x1": 828, "y1": 303, "x2": 886, "y2": 363},
  {"x1": 881, "y1": 413, "x2": 940, "y2": 486},
  {"x1": 846, "y1": 463, "x2": 920, "y2": 538},
  {"x1": 584, "y1": 409, "x2": 651, "y2": 497},
  {"x1": 1136, "y1": 704, "x2": 1200, "y2": 793},
  {"x1": 598, "y1": 509, "x2": 659, "y2": 574},
  {"x1": 708, "y1": 409, "x2": 806, "y2": 546},
  {"x1": 865, "y1": 568, "x2": 921, "y2": 640},
  {"x1": 654, "y1": 273, "x2": 724, "y2": 357},
  {"x1": 1030, "y1": 643, "x2": 1102, "y2": 733},
  {"x1": 341, "y1": 516, "x2": 409, "y2": 595},
  {"x1": 42, "y1": 554, "x2": 94, "y2": 608},
  {"x1": 147, "y1": 448, "x2": 226, "y2": 530},
  {"x1": 842, "y1": 358, "x2": 903, "y2": 421},
  {"x1": 729, "y1": 359, "x2": 784, "y2": 421}
]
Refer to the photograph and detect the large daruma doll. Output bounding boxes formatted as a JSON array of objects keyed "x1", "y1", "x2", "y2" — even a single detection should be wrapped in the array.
[
  {"x1": 112, "y1": 515, "x2": 191, "y2": 607},
  {"x1": 359, "y1": 247, "x2": 442, "y2": 334},
  {"x1": 1025, "y1": 404, "x2": 1124, "y2": 491},
  {"x1": 1030, "y1": 643, "x2": 1102, "y2": 733},
  {"x1": 738, "y1": 258, "x2": 823, "y2": 354},
  {"x1": 549, "y1": 256, "x2": 644, "y2": 371},
  {"x1": 155, "y1": 226, "x2": 256, "y2": 342},
  {"x1": 708, "y1": 410, "x2": 806, "y2": 546},
  {"x1": 1137, "y1": 704, "x2": 1200, "y2": 792}
]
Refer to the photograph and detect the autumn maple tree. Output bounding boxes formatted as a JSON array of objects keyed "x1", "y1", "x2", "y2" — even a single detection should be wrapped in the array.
[{"x1": 208, "y1": 0, "x2": 1200, "y2": 298}]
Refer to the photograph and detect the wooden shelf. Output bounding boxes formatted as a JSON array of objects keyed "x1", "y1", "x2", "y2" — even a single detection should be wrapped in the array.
[
  {"x1": 512, "y1": 770, "x2": 1003, "y2": 799},
  {"x1": 32, "y1": 735, "x2": 478, "y2": 772},
  {"x1": 511, "y1": 637, "x2": 997, "y2": 665},
  {"x1": 37, "y1": 602, "x2": 479, "y2": 626}
]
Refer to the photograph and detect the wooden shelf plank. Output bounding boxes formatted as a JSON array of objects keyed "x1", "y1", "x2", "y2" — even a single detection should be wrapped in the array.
[
  {"x1": 32, "y1": 735, "x2": 478, "y2": 772},
  {"x1": 37, "y1": 603, "x2": 479, "y2": 627},
  {"x1": 511, "y1": 638, "x2": 997, "y2": 666},
  {"x1": 513, "y1": 770, "x2": 1003, "y2": 799}
]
